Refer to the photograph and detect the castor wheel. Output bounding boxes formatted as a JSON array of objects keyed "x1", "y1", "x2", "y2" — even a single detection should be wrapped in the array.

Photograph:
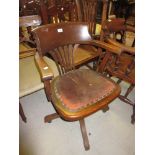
[{"x1": 102, "y1": 106, "x2": 109, "y2": 113}]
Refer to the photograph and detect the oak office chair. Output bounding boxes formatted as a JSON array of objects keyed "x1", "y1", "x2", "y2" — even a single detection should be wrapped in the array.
[
  {"x1": 33, "y1": 22, "x2": 122, "y2": 150},
  {"x1": 19, "y1": 15, "x2": 59, "y2": 122},
  {"x1": 101, "y1": 18, "x2": 135, "y2": 123}
]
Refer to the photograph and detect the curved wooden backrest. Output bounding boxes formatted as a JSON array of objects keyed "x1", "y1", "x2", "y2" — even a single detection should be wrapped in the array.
[
  {"x1": 33, "y1": 22, "x2": 92, "y2": 55},
  {"x1": 33, "y1": 22, "x2": 92, "y2": 73}
]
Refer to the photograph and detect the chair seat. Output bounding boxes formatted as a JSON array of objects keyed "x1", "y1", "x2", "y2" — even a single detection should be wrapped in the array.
[
  {"x1": 50, "y1": 69, "x2": 120, "y2": 121},
  {"x1": 19, "y1": 55, "x2": 59, "y2": 98}
]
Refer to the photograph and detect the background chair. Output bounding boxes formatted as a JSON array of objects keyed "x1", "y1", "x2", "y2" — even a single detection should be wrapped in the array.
[
  {"x1": 75, "y1": 0, "x2": 109, "y2": 38},
  {"x1": 39, "y1": 0, "x2": 77, "y2": 24},
  {"x1": 19, "y1": 15, "x2": 59, "y2": 122},
  {"x1": 19, "y1": 15, "x2": 42, "y2": 48},
  {"x1": 100, "y1": 18, "x2": 135, "y2": 123},
  {"x1": 19, "y1": 0, "x2": 41, "y2": 16},
  {"x1": 75, "y1": 0, "x2": 98, "y2": 37},
  {"x1": 33, "y1": 22, "x2": 122, "y2": 150}
]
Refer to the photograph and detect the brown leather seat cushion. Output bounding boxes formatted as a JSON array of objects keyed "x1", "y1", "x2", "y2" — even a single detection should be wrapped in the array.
[{"x1": 51, "y1": 69, "x2": 116, "y2": 112}]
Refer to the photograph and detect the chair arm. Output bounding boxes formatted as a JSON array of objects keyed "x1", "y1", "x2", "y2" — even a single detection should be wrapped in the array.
[
  {"x1": 89, "y1": 40, "x2": 122, "y2": 55},
  {"x1": 106, "y1": 38, "x2": 135, "y2": 55},
  {"x1": 34, "y1": 53, "x2": 53, "y2": 81}
]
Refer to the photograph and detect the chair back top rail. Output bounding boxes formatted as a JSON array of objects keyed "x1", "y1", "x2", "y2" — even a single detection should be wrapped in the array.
[{"x1": 33, "y1": 22, "x2": 92, "y2": 55}]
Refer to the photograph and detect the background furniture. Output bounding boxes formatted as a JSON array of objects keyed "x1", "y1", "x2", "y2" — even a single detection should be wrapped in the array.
[
  {"x1": 19, "y1": 15, "x2": 42, "y2": 47},
  {"x1": 20, "y1": 0, "x2": 109, "y2": 70},
  {"x1": 39, "y1": 0, "x2": 77, "y2": 24},
  {"x1": 19, "y1": 0, "x2": 41, "y2": 16},
  {"x1": 19, "y1": 15, "x2": 42, "y2": 122},
  {"x1": 107, "y1": 0, "x2": 135, "y2": 26},
  {"x1": 33, "y1": 22, "x2": 122, "y2": 150},
  {"x1": 72, "y1": 0, "x2": 109, "y2": 69},
  {"x1": 100, "y1": 18, "x2": 135, "y2": 123},
  {"x1": 19, "y1": 15, "x2": 59, "y2": 122}
]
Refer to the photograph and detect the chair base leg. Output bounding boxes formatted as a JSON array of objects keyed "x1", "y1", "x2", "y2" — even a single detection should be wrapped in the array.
[
  {"x1": 44, "y1": 113, "x2": 60, "y2": 123},
  {"x1": 19, "y1": 102, "x2": 27, "y2": 123},
  {"x1": 79, "y1": 119, "x2": 90, "y2": 151}
]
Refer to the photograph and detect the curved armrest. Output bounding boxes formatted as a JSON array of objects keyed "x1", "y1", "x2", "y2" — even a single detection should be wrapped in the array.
[
  {"x1": 35, "y1": 53, "x2": 53, "y2": 81},
  {"x1": 89, "y1": 40, "x2": 122, "y2": 55},
  {"x1": 106, "y1": 38, "x2": 135, "y2": 55}
]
